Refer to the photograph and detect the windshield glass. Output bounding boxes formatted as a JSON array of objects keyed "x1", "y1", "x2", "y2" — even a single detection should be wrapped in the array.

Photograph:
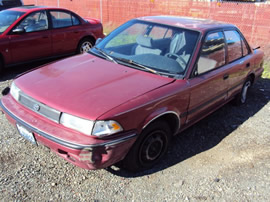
[
  {"x1": 93, "y1": 19, "x2": 199, "y2": 76},
  {"x1": 0, "y1": 10, "x2": 25, "y2": 34}
]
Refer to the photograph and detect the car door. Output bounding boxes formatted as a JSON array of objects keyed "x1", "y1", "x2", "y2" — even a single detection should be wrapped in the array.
[
  {"x1": 223, "y1": 29, "x2": 253, "y2": 98},
  {"x1": 9, "y1": 10, "x2": 52, "y2": 64},
  {"x1": 186, "y1": 31, "x2": 230, "y2": 124},
  {"x1": 49, "y1": 10, "x2": 81, "y2": 55}
]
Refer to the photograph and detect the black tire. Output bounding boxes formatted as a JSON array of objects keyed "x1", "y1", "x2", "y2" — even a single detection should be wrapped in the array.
[
  {"x1": 122, "y1": 121, "x2": 172, "y2": 172},
  {"x1": 234, "y1": 77, "x2": 252, "y2": 105},
  {"x1": 76, "y1": 38, "x2": 94, "y2": 54}
]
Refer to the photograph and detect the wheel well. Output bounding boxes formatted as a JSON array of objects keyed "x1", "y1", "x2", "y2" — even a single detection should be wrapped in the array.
[
  {"x1": 144, "y1": 113, "x2": 180, "y2": 135},
  {"x1": 0, "y1": 53, "x2": 4, "y2": 68},
  {"x1": 80, "y1": 35, "x2": 96, "y2": 44},
  {"x1": 248, "y1": 73, "x2": 255, "y2": 85},
  {"x1": 0, "y1": 53, "x2": 4, "y2": 64}
]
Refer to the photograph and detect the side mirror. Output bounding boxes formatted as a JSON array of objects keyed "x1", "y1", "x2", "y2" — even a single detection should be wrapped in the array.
[
  {"x1": 12, "y1": 28, "x2": 25, "y2": 34},
  {"x1": 95, "y1": 38, "x2": 102, "y2": 45}
]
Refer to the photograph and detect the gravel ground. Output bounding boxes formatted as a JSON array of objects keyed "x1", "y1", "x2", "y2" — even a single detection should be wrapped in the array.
[{"x1": 0, "y1": 63, "x2": 269, "y2": 201}]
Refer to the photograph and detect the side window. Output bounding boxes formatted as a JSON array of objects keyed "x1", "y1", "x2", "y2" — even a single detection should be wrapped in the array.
[
  {"x1": 72, "y1": 15, "x2": 80, "y2": 26},
  {"x1": 16, "y1": 11, "x2": 48, "y2": 33},
  {"x1": 196, "y1": 32, "x2": 225, "y2": 75},
  {"x1": 50, "y1": 11, "x2": 72, "y2": 28},
  {"x1": 224, "y1": 30, "x2": 242, "y2": 62}
]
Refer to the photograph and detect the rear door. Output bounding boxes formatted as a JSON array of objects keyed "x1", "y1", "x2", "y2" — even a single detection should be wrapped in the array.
[
  {"x1": 223, "y1": 30, "x2": 253, "y2": 98},
  {"x1": 187, "y1": 31, "x2": 230, "y2": 124},
  {"x1": 9, "y1": 10, "x2": 52, "y2": 63},
  {"x1": 49, "y1": 10, "x2": 82, "y2": 55}
]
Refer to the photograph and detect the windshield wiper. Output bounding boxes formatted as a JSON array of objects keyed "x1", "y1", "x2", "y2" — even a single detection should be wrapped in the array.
[
  {"x1": 94, "y1": 47, "x2": 118, "y2": 64},
  {"x1": 115, "y1": 57, "x2": 160, "y2": 74},
  {"x1": 116, "y1": 57, "x2": 178, "y2": 78}
]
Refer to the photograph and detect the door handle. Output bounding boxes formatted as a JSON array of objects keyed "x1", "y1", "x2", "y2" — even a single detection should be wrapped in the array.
[
  {"x1": 42, "y1": 36, "x2": 49, "y2": 39},
  {"x1": 223, "y1": 74, "x2": 229, "y2": 80},
  {"x1": 246, "y1": 63, "x2": 250, "y2": 68},
  {"x1": 74, "y1": 31, "x2": 79, "y2": 34}
]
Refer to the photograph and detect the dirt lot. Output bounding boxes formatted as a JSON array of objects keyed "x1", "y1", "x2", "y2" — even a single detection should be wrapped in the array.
[{"x1": 0, "y1": 63, "x2": 269, "y2": 201}]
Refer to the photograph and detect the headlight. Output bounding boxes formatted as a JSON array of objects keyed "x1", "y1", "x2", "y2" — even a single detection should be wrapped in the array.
[
  {"x1": 60, "y1": 113, "x2": 94, "y2": 135},
  {"x1": 92, "y1": 120, "x2": 123, "y2": 137},
  {"x1": 10, "y1": 82, "x2": 21, "y2": 101}
]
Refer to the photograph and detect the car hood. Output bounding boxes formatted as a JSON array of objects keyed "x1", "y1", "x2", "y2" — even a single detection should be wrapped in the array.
[{"x1": 15, "y1": 54, "x2": 175, "y2": 120}]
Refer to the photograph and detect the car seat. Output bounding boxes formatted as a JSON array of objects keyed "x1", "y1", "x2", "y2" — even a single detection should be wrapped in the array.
[{"x1": 134, "y1": 35, "x2": 162, "y2": 55}]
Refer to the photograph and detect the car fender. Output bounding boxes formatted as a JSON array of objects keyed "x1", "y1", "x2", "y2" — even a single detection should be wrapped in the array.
[{"x1": 142, "y1": 107, "x2": 181, "y2": 135}]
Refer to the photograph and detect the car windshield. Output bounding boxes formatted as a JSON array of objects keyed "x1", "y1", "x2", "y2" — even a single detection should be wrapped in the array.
[
  {"x1": 0, "y1": 10, "x2": 25, "y2": 34},
  {"x1": 93, "y1": 19, "x2": 199, "y2": 76}
]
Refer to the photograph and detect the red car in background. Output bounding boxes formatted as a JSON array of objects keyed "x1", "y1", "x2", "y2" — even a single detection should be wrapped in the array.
[
  {"x1": 0, "y1": 6, "x2": 104, "y2": 74},
  {"x1": 0, "y1": 16, "x2": 264, "y2": 172}
]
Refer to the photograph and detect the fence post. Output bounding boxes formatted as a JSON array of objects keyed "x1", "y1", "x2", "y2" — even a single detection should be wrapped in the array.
[{"x1": 100, "y1": 0, "x2": 103, "y2": 23}]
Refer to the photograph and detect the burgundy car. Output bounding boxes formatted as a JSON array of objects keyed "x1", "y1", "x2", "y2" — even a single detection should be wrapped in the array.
[
  {"x1": 0, "y1": 6, "x2": 104, "y2": 74},
  {"x1": 0, "y1": 16, "x2": 264, "y2": 172}
]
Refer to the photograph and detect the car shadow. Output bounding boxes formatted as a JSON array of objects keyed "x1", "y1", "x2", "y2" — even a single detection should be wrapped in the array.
[
  {"x1": 0, "y1": 57, "x2": 66, "y2": 82},
  {"x1": 106, "y1": 77, "x2": 270, "y2": 177}
]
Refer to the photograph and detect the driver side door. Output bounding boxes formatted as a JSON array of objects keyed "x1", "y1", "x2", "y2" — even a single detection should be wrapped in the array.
[{"x1": 9, "y1": 10, "x2": 52, "y2": 64}]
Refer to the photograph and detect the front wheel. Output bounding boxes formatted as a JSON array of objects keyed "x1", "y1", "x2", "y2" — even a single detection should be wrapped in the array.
[
  {"x1": 122, "y1": 121, "x2": 171, "y2": 172},
  {"x1": 77, "y1": 38, "x2": 94, "y2": 54}
]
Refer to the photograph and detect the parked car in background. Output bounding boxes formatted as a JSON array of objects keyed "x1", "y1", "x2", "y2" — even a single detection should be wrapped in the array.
[
  {"x1": 0, "y1": 16, "x2": 264, "y2": 172},
  {"x1": 0, "y1": 0, "x2": 23, "y2": 11},
  {"x1": 0, "y1": 6, "x2": 104, "y2": 74}
]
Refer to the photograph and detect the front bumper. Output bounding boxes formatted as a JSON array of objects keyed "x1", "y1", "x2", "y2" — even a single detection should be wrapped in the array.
[{"x1": 0, "y1": 95, "x2": 137, "y2": 170}]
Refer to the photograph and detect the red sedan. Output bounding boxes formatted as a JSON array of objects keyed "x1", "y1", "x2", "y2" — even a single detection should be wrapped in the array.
[
  {"x1": 0, "y1": 6, "x2": 104, "y2": 73},
  {"x1": 0, "y1": 16, "x2": 264, "y2": 172}
]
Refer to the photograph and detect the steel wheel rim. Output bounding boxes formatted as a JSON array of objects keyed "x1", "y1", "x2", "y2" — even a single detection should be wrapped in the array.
[
  {"x1": 241, "y1": 81, "x2": 251, "y2": 103},
  {"x1": 139, "y1": 130, "x2": 167, "y2": 166},
  {"x1": 80, "y1": 41, "x2": 92, "y2": 53}
]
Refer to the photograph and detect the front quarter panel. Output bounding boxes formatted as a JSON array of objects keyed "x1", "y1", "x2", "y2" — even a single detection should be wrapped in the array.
[{"x1": 97, "y1": 79, "x2": 190, "y2": 136}]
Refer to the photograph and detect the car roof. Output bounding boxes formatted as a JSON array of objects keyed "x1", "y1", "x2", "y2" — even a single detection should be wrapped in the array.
[
  {"x1": 7, "y1": 6, "x2": 69, "y2": 13},
  {"x1": 137, "y1": 16, "x2": 237, "y2": 32}
]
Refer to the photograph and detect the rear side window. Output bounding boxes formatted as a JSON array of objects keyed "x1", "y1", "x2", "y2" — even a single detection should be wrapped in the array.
[
  {"x1": 241, "y1": 38, "x2": 249, "y2": 57},
  {"x1": 224, "y1": 30, "x2": 242, "y2": 63},
  {"x1": 196, "y1": 32, "x2": 226, "y2": 75},
  {"x1": 50, "y1": 11, "x2": 73, "y2": 28}
]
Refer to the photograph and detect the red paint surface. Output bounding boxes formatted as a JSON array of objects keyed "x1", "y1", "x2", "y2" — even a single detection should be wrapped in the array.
[
  {"x1": 15, "y1": 53, "x2": 174, "y2": 120},
  {"x1": 0, "y1": 17, "x2": 265, "y2": 170},
  {"x1": 24, "y1": 0, "x2": 270, "y2": 58},
  {"x1": 0, "y1": 7, "x2": 104, "y2": 66}
]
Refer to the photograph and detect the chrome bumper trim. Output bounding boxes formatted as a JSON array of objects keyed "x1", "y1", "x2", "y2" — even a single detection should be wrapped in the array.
[{"x1": 0, "y1": 100, "x2": 137, "y2": 150}]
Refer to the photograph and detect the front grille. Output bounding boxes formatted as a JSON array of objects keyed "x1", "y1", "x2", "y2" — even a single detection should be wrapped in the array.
[{"x1": 18, "y1": 92, "x2": 61, "y2": 123}]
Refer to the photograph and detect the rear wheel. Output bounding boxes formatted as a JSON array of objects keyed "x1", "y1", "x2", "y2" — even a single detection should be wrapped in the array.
[
  {"x1": 77, "y1": 38, "x2": 94, "y2": 54},
  {"x1": 234, "y1": 77, "x2": 252, "y2": 105},
  {"x1": 122, "y1": 121, "x2": 171, "y2": 172}
]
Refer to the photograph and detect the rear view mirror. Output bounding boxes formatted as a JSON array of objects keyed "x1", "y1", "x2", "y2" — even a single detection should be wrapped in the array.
[{"x1": 12, "y1": 28, "x2": 25, "y2": 34}]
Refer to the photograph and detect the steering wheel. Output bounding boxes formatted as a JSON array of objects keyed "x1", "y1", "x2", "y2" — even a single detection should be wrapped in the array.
[{"x1": 165, "y1": 53, "x2": 187, "y2": 68}]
